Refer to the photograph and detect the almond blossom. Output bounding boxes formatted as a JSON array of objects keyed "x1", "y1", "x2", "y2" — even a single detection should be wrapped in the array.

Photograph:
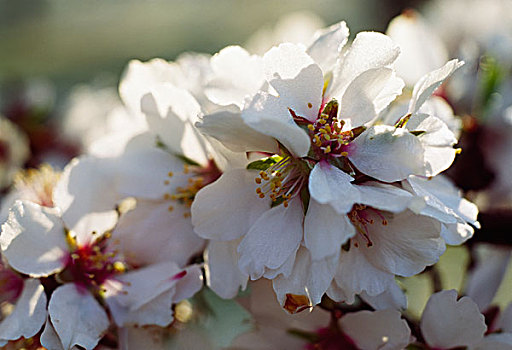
[{"x1": 192, "y1": 22, "x2": 467, "y2": 310}]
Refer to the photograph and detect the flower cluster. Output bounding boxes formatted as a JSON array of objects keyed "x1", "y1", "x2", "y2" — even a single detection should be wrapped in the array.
[{"x1": 0, "y1": 6, "x2": 511, "y2": 350}]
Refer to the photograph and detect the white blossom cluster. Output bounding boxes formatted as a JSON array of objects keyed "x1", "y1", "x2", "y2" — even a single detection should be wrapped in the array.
[{"x1": 0, "y1": 4, "x2": 511, "y2": 350}]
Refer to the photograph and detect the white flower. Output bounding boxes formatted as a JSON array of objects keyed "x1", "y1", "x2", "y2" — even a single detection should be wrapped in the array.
[{"x1": 193, "y1": 23, "x2": 455, "y2": 309}]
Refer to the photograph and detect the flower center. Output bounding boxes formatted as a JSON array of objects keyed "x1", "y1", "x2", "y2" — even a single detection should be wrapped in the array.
[
  {"x1": 254, "y1": 156, "x2": 307, "y2": 207},
  {"x1": 163, "y1": 159, "x2": 222, "y2": 215},
  {"x1": 348, "y1": 204, "x2": 388, "y2": 248},
  {"x1": 63, "y1": 233, "x2": 125, "y2": 290}
]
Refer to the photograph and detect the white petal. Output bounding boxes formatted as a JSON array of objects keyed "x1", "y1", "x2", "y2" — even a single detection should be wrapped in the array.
[
  {"x1": 360, "y1": 282, "x2": 407, "y2": 311},
  {"x1": 472, "y1": 334, "x2": 512, "y2": 350},
  {"x1": 304, "y1": 199, "x2": 354, "y2": 260},
  {"x1": 357, "y1": 182, "x2": 413, "y2": 213},
  {"x1": 349, "y1": 125, "x2": 425, "y2": 182},
  {"x1": 497, "y1": 303, "x2": 512, "y2": 333},
  {"x1": 191, "y1": 169, "x2": 270, "y2": 241},
  {"x1": 308, "y1": 162, "x2": 359, "y2": 214},
  {"x1": 48, "y1": 284, "x2": 109, "y2": 350},
  {"x1": 1, "y1": 201, "x2": 67, "y2": 277},
  {"x1": 408, "y1": 59, "x2": 464, "y2": 114},
  {"x1": 40, "y1": 318, "x2": 64, "y2": 350},
  {"x1": 269, "y1": 64, "x2": 324, "y2": 123},
  {"x1": 361, "y1": 210, "x2": 445, "y2": 277},
  {"x1": 273, "y1": 248, "x2": 337, "y2": 309},
  {"x1": 0, "y1": 279, "x2": 47, "y2": 345},
  {"x1": 141, "y1": 84, "x2": 208, "y2": 166},
  {"x1": 205, "y1": 240, "x2": 248, "y2": 299},
  {"x1": 238, "y1": 198, "x2": 303, "y2": 279},
  {"x1": 336, "y1": 244, "x2": 396, "y2": 298},
  {"x1": 262, "y1": 43, "x2": 315, "y2": 81},
  {"x1": 340, "y1": 68, "x2": 404, "y2": 127},
  {"x1": 242, "y1": 91, "x2": 311, "y2": 157},
  {"x1": 53, "y1": 157, "x2": 118, "y2": 245},
  {"x1": 197, "y1": 107, "x2": 278, "y2": 153},
  {"x1": 465, "y1": 245, "x2": 511, "y2": 311},
  {"x1": 386, "y1": 12, "x2": 449, "y2": 86},
  {"x1": 341, "y1": 310, "x2": 412, "y2": 350},
  {"x1": 173, "y1": 264, "x2": 204, "y2": 302},
  {"x1": 113, "y1": 145, "x2": 188, "y2": 200},
  {"x1": 330, "y1": 31, "x2": 400, "y2": 98},
  {"x1": 119, "y1": 59, "x2": 175, "y2": 114},
  {"x1": 104, "y1": 262, "x2": 198, "y2": 327},
  {"x1": 112, "y1": 200, "x2": 204, "y2": 267},
  {"x1": 205, "y1": 46, "x2": 264, "y2": 107},
  {"x1": 307, "y1": 21, "x2": 349, "y2": 74},
  {"x1": 421, "y1": 290, "x2": 486, "y2": 348}
]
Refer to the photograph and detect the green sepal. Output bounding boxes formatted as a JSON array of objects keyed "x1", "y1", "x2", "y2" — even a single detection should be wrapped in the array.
[{"x1": 246, "y1": 155, "x2": 281, "y2": 171}]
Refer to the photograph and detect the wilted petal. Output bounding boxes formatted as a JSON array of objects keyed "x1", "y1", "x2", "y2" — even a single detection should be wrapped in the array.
[
  {"x1": 341, "y1": 310, "x2": 412, "y2": 350},
  {"x1": 48, "y1": 284, "x2": 109, "y2": 350},
  {"x1": 238, "y1": 198, "x2": 303, "y2": 279},
  {"x1": 0, "y1": 279, "x2": 47, "y2": 346},
  {"x1": 421, "y1": 290, "x2": 486, "y2": 349},
  {"x1": 191, "y1": 169, "x2": 270, "y2": 241},
  {"x1": 1, "y1": 201, "x2": 67, "y2": 277}
]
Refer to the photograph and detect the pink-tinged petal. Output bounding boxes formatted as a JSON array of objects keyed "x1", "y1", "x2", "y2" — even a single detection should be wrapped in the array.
[
  {"x1": 197, "y1": 107, "x2": 278, "y2": 154},
  {"x1": 421, "y1": 290, "x2": 486, "y2": 348},
  {"x1": 386, "y1": 12, "x2": 449, "y2": 86},
  {"x1": 340, "y1": 68, "x2": 404, "y2": 128},
  {"x1": 361, "y1": 210, "x2": 445, "y2": 277},
  {"x1": 304, "y1": 199, "x2": 354, "y2": 261},
  {"x1": 112, "y1": 199, "x2": 204, "y2": 267},
  {"x1": 307, "y1": 21, "x2": 349, "y2": 74},
  {"x1": 309, "y1": 162, "x2": 360, "y2": 214},
  {"x1": 1, "y1": 201, "x2": 67, "y2": 277},
  {"x1": 360, "y1": 282, "x2": 407, "y2": 311},
  {"x1": 205, "y1": 240, "x2": 248, "y2": 299},
  {"x1": 465, "y1": 245, "x2": 511, "y2": 311},
  {"x1": 140, "y1": 84, "x2": 208, "y2": 166},
  {"x1": 238, "y1": 198, "x2": 303, "y2": 280},
  {"x1": 341, "y1": 310, "x2": 412, "y2": 350},
  {"x1": 53, "y1": 157, "x2": 118, "y2": 245},
  {"x1": 349, "y1": 125, "x2": 425, "y2": 182},
  {"x1": 48, "y1": 284, "x2": 109, "y2": 350},
  {"x1": 273, "y1": 247, "x2": 337, "y2": 309},
  {"x1": 104, "y1": 262, "x2": 201, "y2": 327},
  {"x1": 269, "y1": 64, "x2": 324, "y2": 123},
  {"x1": 0, "y1": 279, "x2": 47, "y2": 346},
  {"x1": 191, "y1": 169, "x2": 270, "y2": 241},
  {"x1": 172, "y1": 264, "x2": 204, "y2": 302},
  {"x1": 330, "y1": 31, "x2": 400, "y2": 98},
  {"x1": 262, "y1": 43, "x2": 315, "y2": 81},
  {"x1": 242, "y1": 91, "x2": 311, "y2": 157},
  {"x1": 408, "y1": 59, "x2": 464, "y2": 115}
]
